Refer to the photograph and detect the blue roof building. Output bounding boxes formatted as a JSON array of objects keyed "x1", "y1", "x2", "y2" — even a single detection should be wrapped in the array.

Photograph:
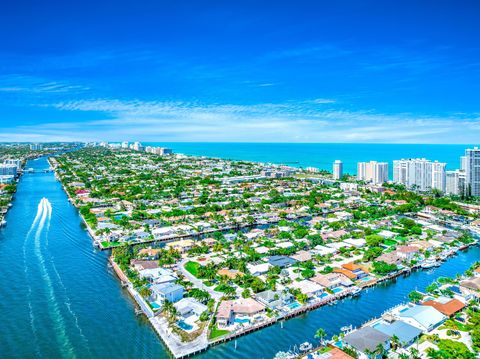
[
  {"x1": 374, "y1": 320, "x2": 422, "y2": 347},
  {"x1": 399, "y1": 305, "x2": 446, "y2": 332}
]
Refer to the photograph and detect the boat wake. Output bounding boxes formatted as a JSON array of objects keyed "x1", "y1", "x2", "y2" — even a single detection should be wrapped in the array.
[{"x1": 27, "y1": 198, "x2": 78, "y2": 358}]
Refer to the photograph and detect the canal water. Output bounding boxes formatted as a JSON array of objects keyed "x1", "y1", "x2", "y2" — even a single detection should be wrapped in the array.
[{"x1": 0, "y1": 156, "x2": 478, "y2": 359}]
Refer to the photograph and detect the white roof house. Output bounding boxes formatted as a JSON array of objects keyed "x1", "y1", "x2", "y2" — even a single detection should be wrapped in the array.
[
  {"x1": 247, "y1": 262, "x2": 271, "y2": 276},
  {"x1": 290, "y1": 280, "x2": 324, "y2": 297},
  {"x1": 343, "y1": 238, "x2": 366, "y2": 248},
  {"x1": 398, "y1": 305, "x2": 446, "y2": 332}
]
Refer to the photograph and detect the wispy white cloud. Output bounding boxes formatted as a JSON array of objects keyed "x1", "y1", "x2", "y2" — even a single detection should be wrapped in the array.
[{"x1": 0, "y1": 97, "x2": 477, "y2": 144}]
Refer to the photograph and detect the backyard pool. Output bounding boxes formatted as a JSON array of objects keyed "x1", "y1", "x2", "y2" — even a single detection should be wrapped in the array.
[
  {"x1": 287, "y1": 301, "x2": 301, "y2": 310},
  {"x1": 332, "y1": 287, "x2": 343, "y2": 294},
  {"x1": 177, "y1": 320, "x2": 193, "y2": 331},
  {"x1": 234, "y1": 317, "x2": 250, "y2": 324}
]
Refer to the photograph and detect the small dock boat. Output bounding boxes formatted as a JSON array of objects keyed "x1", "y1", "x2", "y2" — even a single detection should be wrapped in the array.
[{"x1": 299, "y1": 342, "x2": 313, "y2": 352}]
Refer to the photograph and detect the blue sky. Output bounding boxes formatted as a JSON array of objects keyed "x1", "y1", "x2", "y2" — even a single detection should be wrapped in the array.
[{"x1": 1, "y1": 0, "x2": 480, "y2": 143}]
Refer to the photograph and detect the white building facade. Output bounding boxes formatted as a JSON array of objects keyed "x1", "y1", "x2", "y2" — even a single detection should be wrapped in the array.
[{"x1": 357, "y1": 161, "x2": 388, "y2": 184}]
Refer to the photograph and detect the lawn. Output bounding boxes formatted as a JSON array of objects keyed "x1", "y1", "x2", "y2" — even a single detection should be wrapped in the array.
[
  {"x1": 101, "y1": 241, "x2": 121, "y2": 248},
  {"x1": 209, "y1": 325, "x2": 230, "y2": 340},
  {"x1": 384, "y1": 239, "x2": 397, "y2": 246},
  {"x1": 185, "y1": 261, "x2": 201, "y2": 278}
]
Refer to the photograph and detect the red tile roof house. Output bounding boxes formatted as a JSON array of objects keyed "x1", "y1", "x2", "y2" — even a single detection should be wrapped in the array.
[
  {"x1": 216, "y1": 298, "x2": 265, "y2": 328},
  {"x1": 422, "y1": 298, "x2": 465, "y2": 317},
  {"x1": 396, "y1": 245, "x2": 420, "y2": 260}
]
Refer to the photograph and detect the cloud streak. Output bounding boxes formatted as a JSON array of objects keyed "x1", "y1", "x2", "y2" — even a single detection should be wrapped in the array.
[{"x1": 1, "y1": 98, "x2": 478, "y2": 144}]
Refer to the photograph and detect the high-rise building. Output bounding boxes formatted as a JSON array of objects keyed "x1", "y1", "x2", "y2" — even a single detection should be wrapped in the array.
[
  {"x1": 333, "y1": 160, "x2": 343, "y2": 180},
  {"x1": 446, "y1": 170, "x2": 462, "y2": 195},
  {"x1": 357, "y1": 161, "x2": 388, "y2": 184},
  {"x1": 431, "y1": 161, "x2": 446, "y2": 192},
  {"x1": 0, "y1": 164, "x2": 17, "y2": 177},
  {"x1": 465, "y1": 147, "x2": 480, "y2": 197},
  {"x1": 121, "y1": 141, "x2": 129, "y2": 149},
  {"x1": 460, "y1": 156, "x2": 467, "y2": 171},
  {"x1": 30, "y1": 143, "x2": 42, "y2": 150},
  {"x1": 393, "y1": 158, "x2": 446, "y2": 192},
  {"x1": 133, "y1": 142, "x2": 144, "y2": 151},
  {"x1": 3, "y1": 159, "x2": 21, "y2": 171}
]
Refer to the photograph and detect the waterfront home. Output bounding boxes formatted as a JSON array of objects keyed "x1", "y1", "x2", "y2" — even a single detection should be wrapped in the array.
[
  {"x1": 396, "y1": 246, "x2": 420, "y2": 261},
  {"x1": 130, "y1": 259, "x2": 159, "y2": 271},
  {"x1": 311, "y1": 273, "x2": 354, "y2": 289},
  {"x1": 174, "y1": 298, "x2": 207, "y2": 323},
  {"x1": 216, "y1": 298, "x2": 265, "y2": 328},
  {"x1": 372, "y1": 320, "x2": 422, "y2": 347},
  {"x1": 255, "y1": 289, "x2": 294, "y2": 309},
  {"x1": 459, "y1": 277, "x2": 480, "y2": 298},
  {"x1": 422, "y1": 298, "x2": 465, "y2": 317},
  {"x1": 397, "y1": 305, "x2": 446, "y2": 332},
  {"x1": 302, "y1": 347, "x2": 354, "y2": 359},
  {"x1": 343, "y1": 326, "x2": 391, "y2": 358},
  {"x1": 376, "y1": 252, "x2": 401, "y2": 265},
  {"x1": 150, "y1": 283, "x2": 184, "y2": 303},
  {"x1": 290, "y1": 280, "x2": 324, "y2": 298},
  {"x1": 341, "y1": 262, "x2": 369, "y2": 279}
]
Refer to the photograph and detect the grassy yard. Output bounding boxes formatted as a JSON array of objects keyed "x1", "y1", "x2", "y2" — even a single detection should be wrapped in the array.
[
  {"x1": 101, "y1": 241, "x2": 121, "y2": 248},
  {"x1": 209, "y1": 325, "x2": 230, "y2": 340},
  {"x1": 185, "y1": 261, "x2": 201, "y2": 278}
]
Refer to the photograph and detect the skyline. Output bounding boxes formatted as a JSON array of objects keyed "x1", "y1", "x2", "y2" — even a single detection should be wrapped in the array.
[{"x1": 1, "y1": 0, "x2": 480, "y2": 143}]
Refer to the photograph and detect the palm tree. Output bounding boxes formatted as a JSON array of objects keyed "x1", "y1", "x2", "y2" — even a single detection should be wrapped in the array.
[
  {"x1": 390, "y1": 334, "x2": 400, "y2": 350},
  {"x1": 375, "y1": 343, "x2": 385, "y2": 358},
  {"x1": 314, "y1": 327, "x2": 327, "y2": 346}
]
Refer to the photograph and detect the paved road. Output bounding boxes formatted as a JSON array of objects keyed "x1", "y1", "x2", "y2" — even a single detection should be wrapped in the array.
[{"x1": 178, "y1": 258, "x2": 223, "y2": 301}]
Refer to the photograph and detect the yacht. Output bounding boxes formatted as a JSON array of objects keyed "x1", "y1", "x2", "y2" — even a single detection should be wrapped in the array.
[
  {"x1": 299, "y1": 342, "x2": 313, "y2": 352},
  {"x1": 421, "y1": 259, "x2": 439, "y2": 269}
]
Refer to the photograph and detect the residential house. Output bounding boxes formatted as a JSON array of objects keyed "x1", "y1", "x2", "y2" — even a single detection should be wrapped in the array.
[
  {"x1": 343, "y1": 326, "x2": 391, "y2": 358},
  {"x1": 398, "y1": 305, "x2": 446, "y2": 332},
  {"x1": 373, "y1": 320, "x2": 422, "y2": 347},
  {"x1": 422, "y1": 298, "x2": 465, "y2": 317},
  {"x1": 311, "y1": 273, "x2": 354, "y2": 289},
  {"x1": 255, "y1": 290, "x2": 294, "y2": 309},
  {"x1": 216, "y1": 298, "x2": 265, "y2": 327},
  {"x1": 150, "y1": 283, "x2": 184, "y2": 303}
]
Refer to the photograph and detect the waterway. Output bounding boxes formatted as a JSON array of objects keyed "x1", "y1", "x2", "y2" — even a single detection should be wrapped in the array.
[{"x1": 0, "y1": 155, "x2": 478, "y2": 359}]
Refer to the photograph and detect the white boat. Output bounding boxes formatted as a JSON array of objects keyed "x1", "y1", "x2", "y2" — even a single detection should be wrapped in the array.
[
  {"x1": 351, "y1": 287, "x2": 361, "y2": 296},
  {"x1": 0, "y1": 220, "x2": 6, "y2": 227},
  {"x1": 299, "y1": 342, "x2": 313, "y2": 352},
  {"x1": 421, "y1": 259, "x2": 439, "y2": 269}
]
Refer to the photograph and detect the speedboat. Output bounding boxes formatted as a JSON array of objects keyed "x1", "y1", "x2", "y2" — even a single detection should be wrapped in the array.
[
  {"x1": 299, "y1": 342, "x2": 313, "y2": 352},
  {"x1": 421, "y1": 259, "x2": 438, "y2": 269}
]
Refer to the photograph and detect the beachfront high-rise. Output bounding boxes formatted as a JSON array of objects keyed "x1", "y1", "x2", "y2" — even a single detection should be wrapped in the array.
[
  {"x1": 357, "y1": 161, "x2": 388, "y2": 184},
  {"x1": 393, "y1": 158, "x2": 446, "y2": 192},
  {"x1": 465, "y1": 147, "x2": 480, "y2": 196},
  {"x1": 446, "y1": 170, "x2": 466, "y2": 195},
  {"x1": 333, "y1": 160, "x2": 343, "y2": 180}
]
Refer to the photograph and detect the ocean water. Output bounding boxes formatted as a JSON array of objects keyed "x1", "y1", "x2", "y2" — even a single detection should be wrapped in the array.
[{"x1": 145, "y1": 142, "x2": 474, "y2": 176}]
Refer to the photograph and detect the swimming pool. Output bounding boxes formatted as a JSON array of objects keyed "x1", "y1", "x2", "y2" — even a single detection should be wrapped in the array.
[
  {"x1": 360, "y1": 276, "x2": 372, "y2": 282},
  {"x1": 332, "y1": 287, "x2": 343, "y2": 294},
  {"x1": 150, "y1": 302, "x2": 161, "y2": 309},
  {"x1": 177, "y1": 320, "x2": 193, "y2": 330},
  {"x1": 287, "y1": 301, "x2": 301, "y2": 309},
  {"x1": 234, "y1": 317, "x2": 250, "y2": 324}
]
